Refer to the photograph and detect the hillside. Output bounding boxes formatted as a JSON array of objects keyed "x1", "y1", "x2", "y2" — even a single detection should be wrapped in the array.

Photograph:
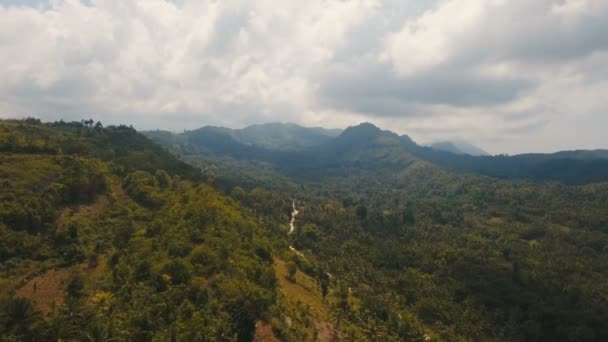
[{"x1": 0, "y1": 119, "x2": 332, "y2": 341}]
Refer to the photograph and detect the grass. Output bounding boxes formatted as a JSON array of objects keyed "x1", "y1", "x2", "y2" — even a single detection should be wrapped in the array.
[{"x1": 274, "y1": 258, "x2": 330, "y2": 320}]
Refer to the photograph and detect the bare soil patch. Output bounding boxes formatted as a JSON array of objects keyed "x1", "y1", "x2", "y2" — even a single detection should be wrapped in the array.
[
  {"x1": 254, "y1": 321, "x2": 281, "y2": 342},
  {"x1": 15, "y1": 268, "x2": 71, "y2": 315}
]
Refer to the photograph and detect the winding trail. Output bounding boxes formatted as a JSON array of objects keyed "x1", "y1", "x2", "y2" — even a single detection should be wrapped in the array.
[
  {"x1": 286, "y1": 201, "x2": 335, "y2": 278},
  {"x1": 289, "y1": 245, "x2": 304, "y2": 257},
  {"x1": 288, "y1": 200, "x2": 305, "y2": 257},
  {"x1": 288, "y1": 200, "x2": 299, "y2": 235},
  {"x1": 284, "y1": 200, "x2": 345, "y2": 341}
]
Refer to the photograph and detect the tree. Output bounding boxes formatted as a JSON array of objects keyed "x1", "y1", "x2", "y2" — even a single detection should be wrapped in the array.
[
  {"x1": 320, "y1": 276, "x2": 329, "y2": 301},
  {"x1": 155, "y1": 170, "x2": 172, "y2": 188},
  {"x1": 402, "y1": 205, "x2": 415, "y2": 225},
  {"x1": 67, "y1": 272, "x2": 85, "y2": 299},
  {"x1": 356, "y1": 205, "x2": 368, "y2": 221},
  {"x1": 2, "y1": 297, "x2": 40, "y2": 340},
  {"x1": 161, "y1": 259, "x2": 192, "y2": 285}
]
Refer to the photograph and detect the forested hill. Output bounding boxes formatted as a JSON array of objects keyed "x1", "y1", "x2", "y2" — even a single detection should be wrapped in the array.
[
  {"x1": 235, "y1": 123, "x2": 342, "y2": 150},
  {"x1": 1, "y1": 118, "x2": 202, "y2": 180},
  {"x1": 147, "y1": 122, "x2": 608, "y2": 185},
  {"x1": 408, "y1": 144, "x2": 608, "y2": 185},
  {"x1": 0, "y1": 118, "x2": 322, "y2": 341}
]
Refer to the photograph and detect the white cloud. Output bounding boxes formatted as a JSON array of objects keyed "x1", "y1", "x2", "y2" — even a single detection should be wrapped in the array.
[
  {"x1": 383, "y1": 0, "x2": 489, "y2": 75},
  {"x1": 0, "y1": 0, "x2": 607, "y2": 153}
]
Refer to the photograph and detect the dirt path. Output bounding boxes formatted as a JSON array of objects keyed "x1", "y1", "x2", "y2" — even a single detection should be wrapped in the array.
[{"x1": 288, "y1": 200, "x2": 299, "y2": 234}]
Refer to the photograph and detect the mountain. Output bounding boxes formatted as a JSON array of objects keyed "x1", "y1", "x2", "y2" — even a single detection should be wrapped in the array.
[
  {"x1": 145, "y1": 122, "x2": 341, "y2": 154},
  {"x1": 430, "y1": 140, "x2": 489, "y2": 156},
  {"x1": 236, "y1": 123, "x2": 342, "y2": 150},
  {"x1": 430, "y1": 141, "x2": 462, "y2": 155},
  {"x1": 412, "y1": 145, "x2": 608, "y2": 184},
  {"x1": 148, "y1": 122, "x2": 608, "y2": 185},
  {"x1": 305, "y1": 123, "x2": 417, "y2": 168}
]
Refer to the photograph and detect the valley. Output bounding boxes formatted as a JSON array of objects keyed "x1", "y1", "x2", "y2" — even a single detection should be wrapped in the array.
[{"x1": 1, "y1": 119, "x2": 608, "y2": 341}]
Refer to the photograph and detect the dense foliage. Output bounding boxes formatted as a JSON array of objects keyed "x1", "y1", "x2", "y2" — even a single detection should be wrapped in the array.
[
  {"x1": 0, "y1": 119, "x2": 304, "y2": 341},
  {"x1": 287, "y1": 166, "x2": 608, "y2": 340},
  {"x1": 3, "y1": 119, "x2": 608, "y2": 341},
  {"x1": 150, "y1": 122, "x2": 608, "y2": 341}
]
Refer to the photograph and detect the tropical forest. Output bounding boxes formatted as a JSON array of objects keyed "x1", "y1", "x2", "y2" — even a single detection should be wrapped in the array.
[{"x1": 1, "y1": 118, "x2": 607, "y2": 341}]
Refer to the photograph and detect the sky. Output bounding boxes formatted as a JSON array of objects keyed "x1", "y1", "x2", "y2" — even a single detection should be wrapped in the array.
[{"x1": 0, "y1": 0, "x2": 607, "y2": 154}]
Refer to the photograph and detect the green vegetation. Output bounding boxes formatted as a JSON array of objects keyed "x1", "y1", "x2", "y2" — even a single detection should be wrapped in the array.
[
  {"x1": 3, "y1": 119, "x2": 608, "y2": 341},
  {"x1": 150, "y1": 121, "x2": 608, "y2": 341},
  {"x1": 0, "y1": 119, "x2": 298, "y2": 341},
  {"x1": 147, "y1": 121, "x2": 608, "y2": 185}
]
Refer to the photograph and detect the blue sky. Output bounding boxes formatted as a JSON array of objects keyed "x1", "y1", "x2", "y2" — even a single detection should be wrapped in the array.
[{"x1": 1, "y1": 0, "x2": 607, "y2": 154}]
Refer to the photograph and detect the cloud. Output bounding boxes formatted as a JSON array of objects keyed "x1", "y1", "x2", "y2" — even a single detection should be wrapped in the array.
[
  {"x1": 0, "y1": 0, "x2": 607, "y2": 153},
  {"x1": 383, "y1": 0, "x2": 608, "y2": 74},
  {"x1": 317, "y1": 0, "x2": 608, "y2": 152},
  {"x1": 317, "y1": 61, "x2": 535, "y2": 116}
]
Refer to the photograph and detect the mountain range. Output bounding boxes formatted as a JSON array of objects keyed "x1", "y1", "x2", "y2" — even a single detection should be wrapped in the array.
[{"x1": 145, "y1": 122, "x2": 608, "y2": 185}]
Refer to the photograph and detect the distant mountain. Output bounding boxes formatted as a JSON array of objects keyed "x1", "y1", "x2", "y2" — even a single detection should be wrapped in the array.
[
  {"x1": 409, "y1": 145, "x2": 608, "y2": 184},
  {"x1": 145, "y1": 123, "x2": 341, "y2": 153},
  {"x1": 236, "y1": 123, "x2": 342, "y2": 150},
  {"x1": 309, "y1": 123, "x2": 417, "y2": 168},
  {"x1": 147, "y1": 122, "x2": 608, "y2": 185},
  {"x1": 429, "y1": 141, "x2": 461, "y2": 155},
  {"x1": 430, "y1": 141, "x2": 489, "y2": 156}
]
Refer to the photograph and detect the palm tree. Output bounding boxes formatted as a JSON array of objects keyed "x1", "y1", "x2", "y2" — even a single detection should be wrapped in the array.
[
  {"x1": 3, "y1": 297, "x2": 40, "y2": 339},
  {"x1": 82, "y1": 321, "x2": 118, "y2": 342}
]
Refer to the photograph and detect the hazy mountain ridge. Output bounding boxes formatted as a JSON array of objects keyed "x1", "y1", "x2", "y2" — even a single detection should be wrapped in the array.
[
  {"x1": 430, "y1": 141, "x2": 490, "y2": 156},
  {"x1": 146, "y1": 122, "x2": 342, "y2": 153},
  {"x1": 237, "y1": 123, "x2": 342, "y2": 150},
  {"x1": 147, "y1": 122, "x2": 608, "y2": 185}
]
